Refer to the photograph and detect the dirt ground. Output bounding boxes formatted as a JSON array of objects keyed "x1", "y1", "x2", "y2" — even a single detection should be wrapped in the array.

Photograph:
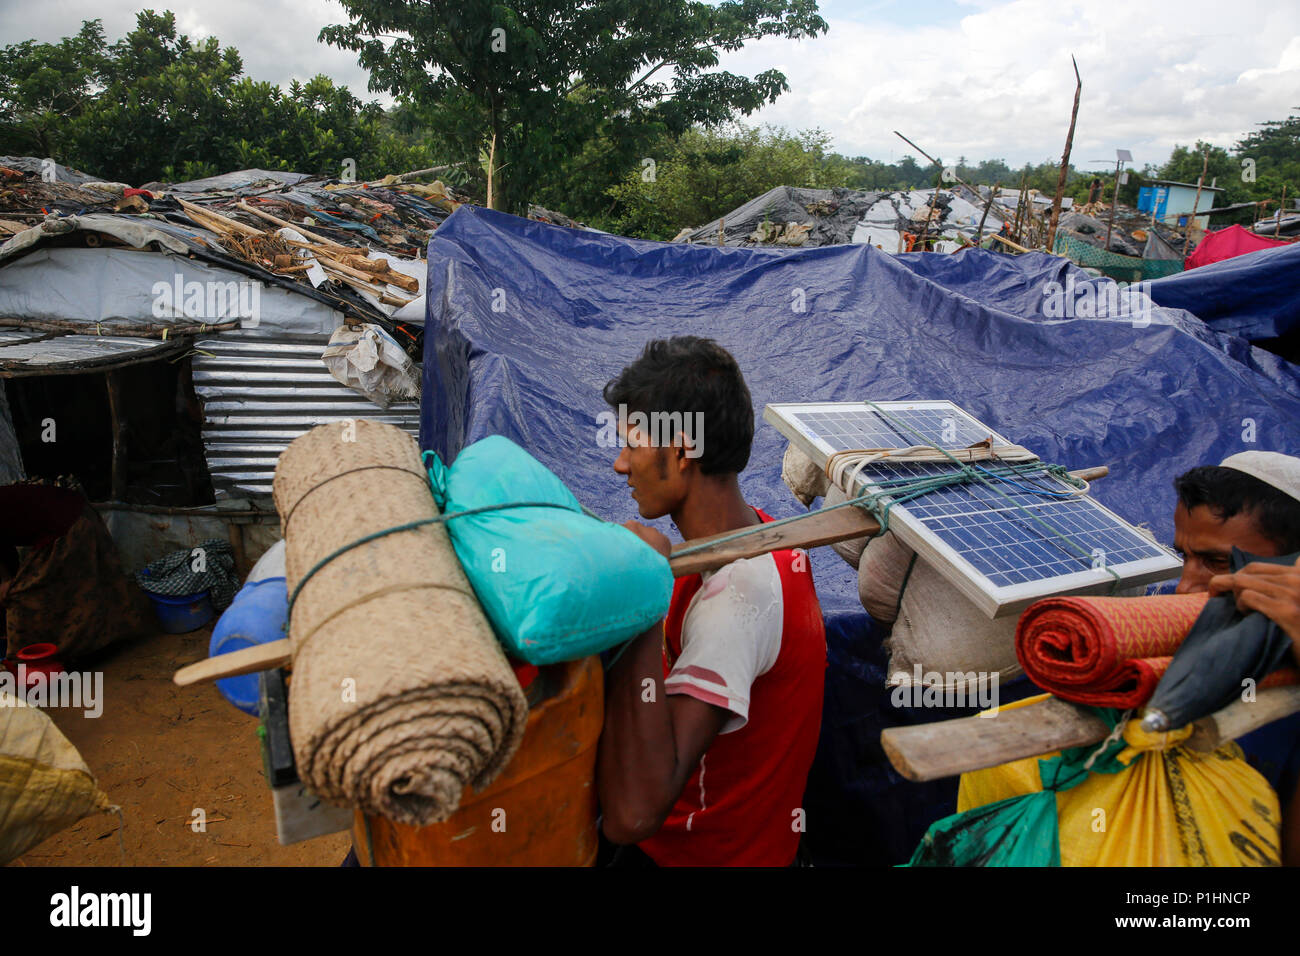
[{"x1": 10, "y1": 623, "x2": 352, "y2": 867}]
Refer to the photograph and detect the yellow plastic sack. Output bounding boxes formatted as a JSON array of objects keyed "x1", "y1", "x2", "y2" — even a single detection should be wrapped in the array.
[
  {"x1": 0, "y1": 691, "x2": 113, "y2": 864},
  {"x1": 958, "y1": 694, "x2": 1280, "y2": 866}
]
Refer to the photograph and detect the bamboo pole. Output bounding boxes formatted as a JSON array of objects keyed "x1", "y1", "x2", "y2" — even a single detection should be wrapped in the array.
[
  {"x1": 235, "y1": 200, "x2": 351, "y2": 250},
  {"x1": 976, "y1": 183, "x2": 999, "y2": 242},
  {"x1": 1046, "y1": 56, "x2": 1082, "y2": 252},
  {"x1": 1104, "y1": 159, "x2": 1121, "y2": 251},
  {"x1": 1182, "y1": 147, "x2": 1209, "y2": 257},
  {"x1": 175, "y1": 197, "x2": 264, "y2": 238},
  {"x1": 989, "y1": 232, "x2": 1032, "y2": 254},
  {"x1": 1013, "y1": 171, "x2": 1029, "y2": 244},
  {"x1": 0, "y1": 317, "x2": 241, "y2": 337}
]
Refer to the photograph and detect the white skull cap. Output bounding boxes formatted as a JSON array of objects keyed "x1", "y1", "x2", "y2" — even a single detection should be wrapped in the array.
[{"x1": 1219, "y1": 451, "x2": 1300, "y2": 503}]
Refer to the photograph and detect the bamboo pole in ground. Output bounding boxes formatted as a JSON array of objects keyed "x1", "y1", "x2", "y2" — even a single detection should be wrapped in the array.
[
  {"x1": 1182, "y1": 147, "x2": 1209, "y2": 257},
  {"x1": 976, "y1": 183, "x2": 1000, "y2": 243},
  {"x1": 1046, "y1": 56, "x2": 1082, "y2": 253},
  {"x1": 1013, "y1": 171, "x2": 1029, "y2": 244},
  {"x1": 1104, "y1": 159, "x2": 1121, "y2": 251}
]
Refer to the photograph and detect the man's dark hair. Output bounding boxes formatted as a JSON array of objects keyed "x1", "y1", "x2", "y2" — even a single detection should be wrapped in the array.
[
  {"x1": 1174, "y1": 465, "x2": 1300, "y2": 553},
  {"x1": 603, "y1": 336, "x2": 754, "y2": 475}
]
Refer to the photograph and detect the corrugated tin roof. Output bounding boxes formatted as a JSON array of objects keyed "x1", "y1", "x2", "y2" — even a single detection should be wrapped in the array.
[
  {"x1": 0, "y1": 328, "x2": 184, "y2": 376},
  {"x1": 192, "y1": 335, "x2": 419, "y2": 499}
]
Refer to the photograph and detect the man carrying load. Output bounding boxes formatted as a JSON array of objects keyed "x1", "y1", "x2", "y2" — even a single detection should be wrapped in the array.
[
  {"x1": 1173, "y1": 452, "x2": 1300, "y2": 863},
  {"x1": 947, "y1": 451, "x2": 1300, "y2": 865},
  {"x1": 596, "y1": 336, "x2": 828, "y2": 867}
]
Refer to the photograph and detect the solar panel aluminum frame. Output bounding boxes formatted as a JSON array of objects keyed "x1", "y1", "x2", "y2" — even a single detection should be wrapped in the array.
[{"x1": 764, "y1": 400, "x2": 1183, "y2": 619}]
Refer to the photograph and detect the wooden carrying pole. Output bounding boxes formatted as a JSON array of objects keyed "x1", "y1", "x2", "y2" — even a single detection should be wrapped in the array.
[
  {"x1": 173, "y1": 505, "x2": 881, "y2": 687},
  {"x1": 175, "y1": 464, "x2": 1109, "y2": 688},
  {"x1": 882, "y1": 685, "x2": 1300, "y2": 782}
]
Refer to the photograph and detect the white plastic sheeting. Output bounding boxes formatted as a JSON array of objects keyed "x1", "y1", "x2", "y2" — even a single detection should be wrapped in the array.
[{"x1": 0, "y1": 247, "x2": 344, "y2": 339}]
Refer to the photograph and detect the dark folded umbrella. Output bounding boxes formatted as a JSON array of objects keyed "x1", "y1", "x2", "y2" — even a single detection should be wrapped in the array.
[{"x1": 1144, "y1": 548, "x2": 1299, "y2": 730}]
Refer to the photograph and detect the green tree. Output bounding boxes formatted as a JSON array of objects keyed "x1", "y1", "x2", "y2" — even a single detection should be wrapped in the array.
[
  {"x1": 0, "y1": 11, "x2": 434, "y2": 185},
  {"x1": 601, "y1": 123, "x2": 849, "y2": 238},
  {"x1": 320, "y1": 0, "x2": 828, "y2": 215},
  {"x1": 0, "y1": 19, "x2": 108, "y2": 158}
]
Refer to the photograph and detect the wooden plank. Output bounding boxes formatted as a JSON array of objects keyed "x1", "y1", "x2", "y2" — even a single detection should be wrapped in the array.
[
  {"x1": 667, "y1": 504, "x2": 879, "y2": 577},
  {"x1": 881, "y1": 697, "x2": 1110, "y2": 782},
  {"x1": 174, "y1": 639, "x2": 291, "y2": 687},
  {"x1": 1183, "y1": 685, "x2": 1300, "y2": 752},
  {"x1": 881, "y1": 686, "x2": 1300, "y2": 781}
]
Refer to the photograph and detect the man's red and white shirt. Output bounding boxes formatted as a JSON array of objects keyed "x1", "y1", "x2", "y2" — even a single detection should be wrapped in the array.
[{"x1": 638, "y1": 507, "x2": 827, "y2": 866}]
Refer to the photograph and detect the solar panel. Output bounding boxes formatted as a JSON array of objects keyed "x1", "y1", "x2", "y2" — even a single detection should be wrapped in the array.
[{"x1": 764, "y1": 400, "x2": 1182, "y2": 618}]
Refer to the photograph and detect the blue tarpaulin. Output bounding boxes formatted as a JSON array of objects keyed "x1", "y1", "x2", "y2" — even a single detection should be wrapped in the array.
[
  {"x1": 1147, "y1": 241, "x2": 1300, "y2": 344},
  {"x1": 422, "y1": 206, "x2": 1300, "y2": 864}
]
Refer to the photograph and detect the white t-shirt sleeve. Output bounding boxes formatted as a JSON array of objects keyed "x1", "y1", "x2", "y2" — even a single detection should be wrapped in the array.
[{"x1": 664, "y1": 554, "x2": 784, "y2": 734}]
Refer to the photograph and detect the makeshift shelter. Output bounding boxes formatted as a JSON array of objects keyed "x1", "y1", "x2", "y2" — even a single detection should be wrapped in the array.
[
  {"x1": 0, "y1": 157, "x2": 548, "y2": 573},
  {"x1": 421, "y1": 205, "x2": 1300, "y2": 864},
  {"x1": 673, "y1": 185, "x2": 1004, "y2": 253},
  {"x1": 1185, "y1": 223, "x2": 1292, "y2": 270}
]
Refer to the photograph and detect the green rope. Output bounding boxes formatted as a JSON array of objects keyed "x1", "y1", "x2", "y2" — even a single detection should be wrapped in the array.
[
  {"x1": 861, "y1": 401, "x2": 1122, "y2": 589},
  {"x1": 284, "y1": 450, "x2": 588, "y2": 620},
  {"x1": 671, "y1": 408, "x2": 1121, "y2": 595}
]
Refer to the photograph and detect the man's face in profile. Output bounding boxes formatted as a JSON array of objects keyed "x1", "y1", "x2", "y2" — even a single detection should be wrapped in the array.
[
  {"x1": 1173, "y1": 501, "x2": 1280, "y2": 593},
  {"x1": 613, "y1": 419, "x2": 681, "y2": 519}
]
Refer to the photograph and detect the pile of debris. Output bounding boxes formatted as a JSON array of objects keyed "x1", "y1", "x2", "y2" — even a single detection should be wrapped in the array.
[
  {"x1": 672, "y1": 184, "x2": 1008, "y2": 253},
  {"x1": 0, "y1": 155, "x2": 586, "y2": 520}
]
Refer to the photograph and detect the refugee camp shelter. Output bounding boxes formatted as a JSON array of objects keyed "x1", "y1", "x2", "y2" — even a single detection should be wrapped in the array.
[
  {"x1": 673, "y1": 184, "x2": 1006, "y2": 252},
  {"x1": 0, "y1": 157, "x2": 451, "y2": 571},
  {"x1": 1137, "y1": 179, "x2": 1224, "y2": 229}
]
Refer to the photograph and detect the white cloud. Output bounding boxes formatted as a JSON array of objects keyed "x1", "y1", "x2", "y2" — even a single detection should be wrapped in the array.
[
  {"x1": 5, "y1": 0, "x2": 1298, "y2": 171},
  {"x1": 717, "y1": 0, "x2": 1300, "y2": 169}
]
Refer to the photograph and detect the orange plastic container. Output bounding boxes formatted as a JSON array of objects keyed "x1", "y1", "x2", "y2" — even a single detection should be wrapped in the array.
[{"x1": 353, "y1": 654, "x2": 603, "y2": 866}]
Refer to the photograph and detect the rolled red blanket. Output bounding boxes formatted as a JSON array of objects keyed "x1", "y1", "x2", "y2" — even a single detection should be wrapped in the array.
[{"x1": 1014, "y1": 593, "x2": 1210, "y2": 707}]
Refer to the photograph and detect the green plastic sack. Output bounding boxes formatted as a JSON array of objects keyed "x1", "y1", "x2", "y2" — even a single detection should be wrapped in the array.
[{"x1": 426, "y1": 435, "x2": 673, "y2": 665}]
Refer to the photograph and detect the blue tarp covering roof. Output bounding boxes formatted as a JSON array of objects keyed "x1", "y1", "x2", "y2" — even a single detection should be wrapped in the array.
[
  {"x1": 1147, "y1": 241, "x2": 1300, "y2": 344},
  {"x1": 421, "y1": 205, "x2": 1300, "y2": 863}
]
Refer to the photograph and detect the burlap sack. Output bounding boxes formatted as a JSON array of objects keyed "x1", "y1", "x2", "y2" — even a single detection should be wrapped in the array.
[
  {"x1": 273, "y1": 420, "x2": 527, "y2": 826},
  {"x1": 0, "y1": 691, "x2": 113, "y2": 864}
]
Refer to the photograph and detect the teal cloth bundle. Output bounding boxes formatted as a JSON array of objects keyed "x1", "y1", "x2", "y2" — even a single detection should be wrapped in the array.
[{"x1": 427, "y1": 435, "x2": 674, "y2": 665}]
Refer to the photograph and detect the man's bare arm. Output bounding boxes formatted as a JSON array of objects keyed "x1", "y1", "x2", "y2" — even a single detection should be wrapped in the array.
[{"x1": 596, "y1": 621, "x2": 729, "y2": 845}]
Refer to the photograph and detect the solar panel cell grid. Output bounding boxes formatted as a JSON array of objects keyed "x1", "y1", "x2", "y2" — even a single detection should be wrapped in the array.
[{"x1": 785, "y1": 403, "x2": 1167, "y2": 590}]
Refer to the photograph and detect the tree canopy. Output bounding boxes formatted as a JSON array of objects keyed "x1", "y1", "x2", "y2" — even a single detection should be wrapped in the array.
[
  {"x1": 320, "y1": 0, "x2": 828, "y2": 214},
  {"x1": 0, "y1": 11, "x2": 433, "y2": 184}
]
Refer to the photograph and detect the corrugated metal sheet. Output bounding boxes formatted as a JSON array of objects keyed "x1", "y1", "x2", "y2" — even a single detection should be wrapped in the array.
[{"x1": 192, "y1": 335, "x2": 419, "y2": 499}]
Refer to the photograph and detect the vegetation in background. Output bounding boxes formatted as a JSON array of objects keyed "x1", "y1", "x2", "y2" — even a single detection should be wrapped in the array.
[
  {"x1": 320, "y1": 0, "x2": 828, "y2": 215},
  {"x1": 0, "y1": 12, "x2": 436, "y2": 184},
  {"x1": 1, "y1": 9, "x2": 1295, "y2": 236}
]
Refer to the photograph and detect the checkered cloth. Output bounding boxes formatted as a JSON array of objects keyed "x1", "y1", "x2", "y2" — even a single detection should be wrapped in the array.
[{"x1": 135, "y1": 538, "x2": 239, "y2": 611}]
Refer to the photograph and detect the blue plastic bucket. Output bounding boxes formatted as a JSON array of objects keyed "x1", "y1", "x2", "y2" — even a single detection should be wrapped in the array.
[
  {"x1": 147, "y1": 590, "x2": 214, "y2": 634},
  {"x1": 209, "y1": 577, "x2": 289, "y2": 716}
]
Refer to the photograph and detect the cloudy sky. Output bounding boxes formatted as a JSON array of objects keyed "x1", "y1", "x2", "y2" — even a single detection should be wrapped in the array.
[{"x1": 6, "y1": 0, "x2": 1299, "y2": 171}]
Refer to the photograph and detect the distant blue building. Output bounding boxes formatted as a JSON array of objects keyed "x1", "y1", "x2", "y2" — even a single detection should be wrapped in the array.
[{"x1": 1137, "y1": 179, "x2": 1224, "y2": 230}]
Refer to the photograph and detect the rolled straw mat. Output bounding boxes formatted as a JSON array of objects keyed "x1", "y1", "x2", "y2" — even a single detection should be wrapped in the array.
[
  {"x1": 1016, "y1": 592, "x2": 1297, "y2": 707},
  {"x1": 273, "y1": 420, "x2": 527, "y2": 826}
]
